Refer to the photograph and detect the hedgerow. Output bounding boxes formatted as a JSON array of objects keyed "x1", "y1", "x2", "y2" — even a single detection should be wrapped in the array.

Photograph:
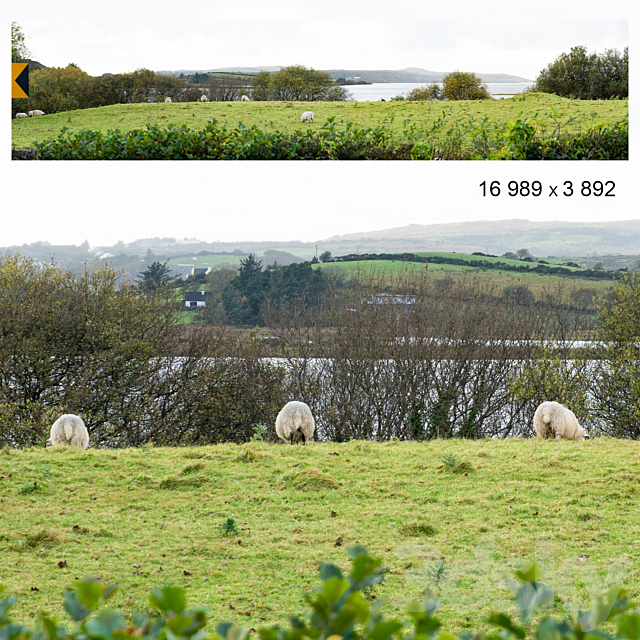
[
  {"x1": 17, "y1": 117, "x2": 628, "y2": 160},
  {"x1": 330, "y1": 252, "x2": 625, "y2": 281}
]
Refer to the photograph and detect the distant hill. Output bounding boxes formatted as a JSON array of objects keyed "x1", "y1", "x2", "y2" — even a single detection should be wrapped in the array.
[
  {"x1": 4, "y1": 220, "x2": 638, "y2": 282},
  {"x1": 317, "y1": 220, "x2": 640, "y2": 258},
  {"x1": 156, "y1": 66, "x2": 531, "y2": 83},
  {"x1": 322, "y1": 68, "x2": 531, "y2": 83}
]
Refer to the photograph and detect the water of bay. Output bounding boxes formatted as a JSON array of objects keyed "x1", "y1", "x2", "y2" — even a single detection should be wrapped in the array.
[{"x1": 344, "y1": 82, "x2": 534, "y2": 101}]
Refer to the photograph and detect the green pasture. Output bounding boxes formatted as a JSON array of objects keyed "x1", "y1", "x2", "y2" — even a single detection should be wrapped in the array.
[
  {"x1": 11, "y1": 93, "x2": 628, "y2": 150},
  {"x1": 1, "y1": 439, "x2": 639, "y2": 632},
  {"x1": 313, "y1": 260, "x2": 615, "y2": 297},
  {"x1": 414, "y1": 253, "x2": 578, "y2": 269}
]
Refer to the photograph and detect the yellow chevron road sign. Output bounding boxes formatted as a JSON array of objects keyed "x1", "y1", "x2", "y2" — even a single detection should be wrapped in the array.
[{"x1": 12, "y1": 63, "x2": 29, "y2": 98}]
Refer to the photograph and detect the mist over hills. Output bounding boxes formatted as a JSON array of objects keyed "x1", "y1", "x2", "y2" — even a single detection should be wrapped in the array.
[
  {"x1": 4, "y1": 220, "x2": 639, "y2": 280},
  {"x1": 157, "y1": 66, "x2": 531, "y2": 83},
  {"x1": 317, "y1": 219, "x2": 640, "y2": 257}
]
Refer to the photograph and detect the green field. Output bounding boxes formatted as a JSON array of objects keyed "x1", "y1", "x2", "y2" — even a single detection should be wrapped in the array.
[
  {"x1": 1, "y1": 439, "x2": 638, "y2": 632},
  {"x1": 11, "y1": 93, "x2": 628, "y2": 150},
  {"x1": 313, "y1": 259, "x2": 615, "y2": 297}
]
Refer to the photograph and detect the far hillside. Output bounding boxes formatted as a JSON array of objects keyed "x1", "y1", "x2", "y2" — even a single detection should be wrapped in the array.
[{"x1": 310, "y1": 250, "x2": 625, "y2": 298}]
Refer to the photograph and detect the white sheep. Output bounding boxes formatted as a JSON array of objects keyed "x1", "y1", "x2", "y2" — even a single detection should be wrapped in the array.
[
  {"x1": 15, "y1": 113, "x2": 28, "y2": 118},
  {"x1": 275, "y1": 401, "x2": 315, "y2": 445},
  {"x1": 533, "y1": 401, "x2": 589, "y2": 442},
  {"x1": 28, "y1": 110, "x2": 45, "y2": 117},
  {"x1": 47, "y1": 414, "x2": 89, "y2": 448},
  {"x1": 200, "y1": 95, "x2": 208, "y2": 102},
  {"x1": 241, "y1": 95, "x2": 250, "y2": 102},
  {"x1": 165, "y1": 97, "x2": 172, "y2": 103},
  {"x1": 300, "y1": 111, "x2": 314, "y2": 123}
]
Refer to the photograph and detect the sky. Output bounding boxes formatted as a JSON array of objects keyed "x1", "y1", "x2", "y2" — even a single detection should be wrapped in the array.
[
  {"x1": 4, "y1": 0, "x2": 636, "y2": 248},
  {"x1": 17, "y1": 20, "x2": 629, "y2": 81}
]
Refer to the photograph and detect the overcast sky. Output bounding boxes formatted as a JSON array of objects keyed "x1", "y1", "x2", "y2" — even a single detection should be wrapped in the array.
[
  {"x1": 4, "y1": 1, "x2": 636, "y2": 248},
  {"x1": 19, "y1": 20, "x2": 628, "y2": 81}
]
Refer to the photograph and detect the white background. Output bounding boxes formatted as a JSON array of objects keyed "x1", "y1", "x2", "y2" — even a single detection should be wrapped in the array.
[{"x1": 4, "y1": 2, "x2": 635, "y2": 248}]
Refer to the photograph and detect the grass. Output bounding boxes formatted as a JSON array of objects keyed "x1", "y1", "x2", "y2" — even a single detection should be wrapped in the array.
[
  {"x1": 1, "y1": 439, "x2": 639, "y2": 632},
  {"x1": 313, "y1": 259, "x2": 616, "y2": 297},
  {"x1": 11, "y1": 93, "x2": 628, "y2": 150}
]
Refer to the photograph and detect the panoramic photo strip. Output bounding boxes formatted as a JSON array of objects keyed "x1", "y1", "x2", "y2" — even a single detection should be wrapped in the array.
[{"x1": 11, "y1": 19, "x2": 628, "y2": 160}]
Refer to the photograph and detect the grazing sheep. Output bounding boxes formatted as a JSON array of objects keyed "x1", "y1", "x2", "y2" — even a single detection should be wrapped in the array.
[
  {"x1": 200, "y1": 95, "x2": 208, "y2": 102},
  {"x1": 533, "y1": 401, "x2": 589, "y2": 442},
  {"x1": 15, "y1": 113, "x2": 28, "y2": 118},
  {"x1": 241, "y1": 95, "x2": 250, "y2": 102},
  {"x1": 165, "y1": 97, "x2": 172, "y2": 103},
  {"x1": 47, "y1": 414, "x2": 89, "y2": 448},
  {"x1": 275, "y1": 401, "x2": 315, "y2": 445},
  {"x1": 300, "y1": 111, "x2": 314, "y2": 123},
  {"x1": 28, "y1": 110, "x2": 45, "y2": 117}
]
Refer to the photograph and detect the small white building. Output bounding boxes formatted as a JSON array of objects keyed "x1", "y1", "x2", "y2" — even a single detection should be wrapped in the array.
[{"x1": 181, "y1": 291, "x2": 213, "y2": 308}]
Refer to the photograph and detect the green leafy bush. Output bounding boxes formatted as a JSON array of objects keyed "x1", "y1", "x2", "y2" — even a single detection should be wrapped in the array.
[
  {"x1": 530, "y1": 46, "x2": 628, "y2": 100},
  {"x1": 2, "y1": 547, "x2": 638, "y2": 640},
  {"x1": 21, "y1": 115, "x2": 627, "y2": 161}
]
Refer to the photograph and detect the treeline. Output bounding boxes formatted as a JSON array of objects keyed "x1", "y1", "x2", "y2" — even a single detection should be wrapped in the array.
[
  {"x1": 331, "y1": 252, "x2": 627, "y2": 280},
  {"x1": 2, "y1": 255, "x2": 639, "y2": 448},
  {"x1": 10, "y1": 66, "x2": 248, "y2": 118}
]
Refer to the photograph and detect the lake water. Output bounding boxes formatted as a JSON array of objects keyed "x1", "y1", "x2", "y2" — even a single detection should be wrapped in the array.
[{"x1": 344, "y1": 82, "x2": 534, "y2": 102}]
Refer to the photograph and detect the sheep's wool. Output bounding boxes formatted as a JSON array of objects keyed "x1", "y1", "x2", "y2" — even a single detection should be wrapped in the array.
[
  {"x1": 49, "y1": 414, "x2": 90, "y2": 448},
  {"x1": 533, "y1": 401, "x2": 588, "y2": 441},
  {"x1": 275, "y1": 401, "x2": 315, "y2": 444}
]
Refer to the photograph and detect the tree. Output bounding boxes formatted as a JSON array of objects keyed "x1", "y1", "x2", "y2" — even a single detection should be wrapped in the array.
[
  {"x1": 531, "y1": 46, "x2": 628, "y2": 99},
  {"x1": 406, "y1": 83, "x2": 441, "y2": 101},
  {"x1": 591, "y1": 271, "x2": 640, "y2": 437},
  {"x1": 222, "y1": 254, "x2": 268, "y2": 325},
  {"x1": 11, "y1": 22, "x2": 30, "y2": 61},
  {"x1": 319, "y1": 251, "x2": 333, "y2": 263},
  {"x1": 137, "y1": 261, "x2": 175, "y2": 292},
  {"x1": 14, "y1": 65, "x2": 96, "y2": 115},
  {"x1": 516, "y1": 248, "x2": 533, "y2": 260},
  {"x1": 441, "y1": 71, "x2": 491, "y2": 100},
  {"x1": 251, "y1": 70, "x2": 272, "y2": 101},
  {"x1": 251, "y1": 65, "x2": 349, "y2": 102},
  {"x1": 0, "y1": 255, "x2": 180, "y2": 447}
]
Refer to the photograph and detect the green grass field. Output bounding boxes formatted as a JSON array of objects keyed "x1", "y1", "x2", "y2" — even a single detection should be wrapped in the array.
[
  {"x1": 313, "y1": 259, "x2": 615, "y2": 298},
  {"x1": 1, "y1": 439, "x2": 638, "y2": 633},
  {"x1": 11, "y1": 94, "x2": 628, "y2": 150}
]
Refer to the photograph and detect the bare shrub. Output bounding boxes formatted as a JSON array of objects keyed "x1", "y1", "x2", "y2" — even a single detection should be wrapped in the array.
[{"x1": 265, "y1": 267, "x2": 592, "y2": 441}]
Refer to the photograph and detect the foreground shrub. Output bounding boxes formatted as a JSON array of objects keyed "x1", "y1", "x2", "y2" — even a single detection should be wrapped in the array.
[
  {"x1": 1, "y1": 547, "x2": 638, "y2": 640},
  {"x1": 22, "y1": 116, "x2": 628, "y2": 161}
]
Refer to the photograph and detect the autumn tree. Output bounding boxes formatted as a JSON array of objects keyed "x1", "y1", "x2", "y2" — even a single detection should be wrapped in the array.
[
  {"x1": 441, "y1": 71, "x2": 491, "y2": 100},
  {"x1": 251, "y1": 65, "x2": 349, "y2": 102},
  {"x1": 406, "y1": 83, "x2": 441, "y2": 101},
  {"x1": 11, "y1": 22, "x2": 30, "y2": 61}
]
